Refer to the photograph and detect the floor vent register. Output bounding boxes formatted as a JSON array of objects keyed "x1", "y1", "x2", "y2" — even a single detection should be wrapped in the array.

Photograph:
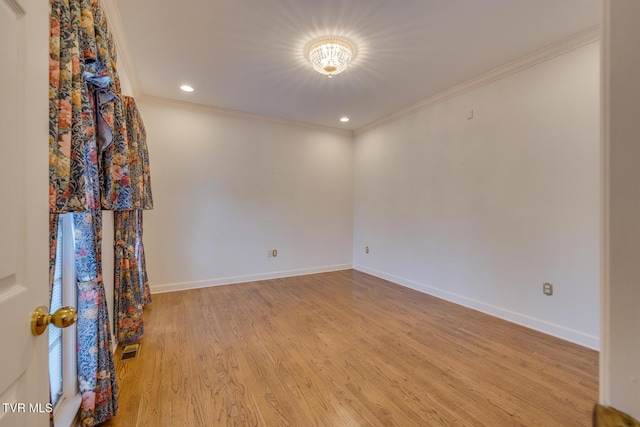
[{"x1": 120, "y1": 343, "x2": 141, "y2": 361}]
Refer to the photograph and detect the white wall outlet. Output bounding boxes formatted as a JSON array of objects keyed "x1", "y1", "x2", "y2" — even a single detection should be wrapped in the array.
[
  {"x1": 543, "y1": 282, "x2": 553, "y2": 296},
  {"x1": 365, "y1": 246, "x2": 369, "y2": 254},
  {"x1": 272, "y1": 249, "x2": 278, "y2": 257}
]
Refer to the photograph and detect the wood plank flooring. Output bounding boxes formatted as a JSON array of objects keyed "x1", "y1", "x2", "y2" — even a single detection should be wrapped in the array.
[{"x1": 102, "y1": 270, "x2": 598, "y2": 426}]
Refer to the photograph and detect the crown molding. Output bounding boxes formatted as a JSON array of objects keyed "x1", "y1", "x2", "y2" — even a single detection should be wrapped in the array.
[
  {"x1": 139, "y1": 95, "x2": 355, "y2": 137},
  {"x1": 97, "y1": 0, "x2": 351, "y2": 136},
  {"x1": 100, "y1": 0, "x2": 142, "y2": 98},
  {"x1": 354, "y1": 25, "x2": 600, "y2": 137},
  {"x1": 92, "y1": 7, "x2": 598, "y2": 140},
  {"x1": 4, "y1": 0, "x2": 24, "y2": 15}
]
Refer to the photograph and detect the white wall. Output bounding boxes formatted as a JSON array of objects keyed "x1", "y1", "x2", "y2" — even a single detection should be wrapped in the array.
[
  {"x1": 126, "y1": 41, "x2": 602, "y2": 353},
  {"x1": 139, "y1": 101, "x2": 354, "y2": 292},
  {"x1": 353, "y1": 42, "x2": 601, "y2": 349},
  {"x1": 601, "y1": 0, "x2": 640, "y2": 418}
]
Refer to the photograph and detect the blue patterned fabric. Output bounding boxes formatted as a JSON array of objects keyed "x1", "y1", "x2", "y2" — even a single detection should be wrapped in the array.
[
  {"x1": 49, "y1": 0, "x2": 95, "y2": 213},
  {"x1": 122, "y1": 96, "x2": 153, "y2": 210},
  {"x1": 99, "y1": 94, "x2": 133, "y2": 211},
  {"x1": 114, "y1": 210, "x2": 151, "y2": 343},
  {"x1": 49, "y1": 0, "x2": 129, "y2": 424},
  {"x1": 73, "y1": 210, "x2": 118, "y2": 426},
  {"x1": 77, "y1": 279, "x2": 118, "y2": 426},
  {"x1": 113, "y1": 96, "x2": 153, "y2": 344},
  {"x1": 50, "y1": 1, "x2": 153, "y2": 424}
]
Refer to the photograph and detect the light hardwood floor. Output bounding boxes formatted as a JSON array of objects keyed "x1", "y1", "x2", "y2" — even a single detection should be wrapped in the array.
[{"x1": 102, "y1": 270, "x2": 598, "y2": 426}]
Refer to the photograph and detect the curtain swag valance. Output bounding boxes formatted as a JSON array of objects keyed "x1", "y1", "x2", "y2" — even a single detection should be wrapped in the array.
[{"x1": 50, "y1": 0, "x2": 153, "y2": 214}]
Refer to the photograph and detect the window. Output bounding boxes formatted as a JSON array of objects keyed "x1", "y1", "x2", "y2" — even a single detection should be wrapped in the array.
[
  {"x1": 49, "y1": 221, "x2": 64, "y2": 406},
  {"x1": 48, "y1": 214, "x2": 81, "y2": 426}
]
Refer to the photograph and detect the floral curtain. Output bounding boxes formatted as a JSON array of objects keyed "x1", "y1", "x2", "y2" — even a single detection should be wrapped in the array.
[
  {"x1": 121, "y1": 96, "x2": 153, "y2": 211},
  {"x1": 49, "y1": 0, "x2": 94, "y2": 213},
  {"x1": 114, "y1": 210, "x2": 149, "y2": 343},
  {"x1": 48, "y1": 0, "x2": 150, "y2": 425},
  {"x1": 73, "y1": 210, "x2": 118, "y2": 426},
  {"x1": 49, "y1": 215, "x2": 60, "y2": 297},
  {"x1": 114, "y1": 96, "x2": 154, "y2": 344}
]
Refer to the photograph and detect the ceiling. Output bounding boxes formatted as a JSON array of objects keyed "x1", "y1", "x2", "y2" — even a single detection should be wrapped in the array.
[{"x1": 112, "y1": 0, "x2": 600, "y2": 131}]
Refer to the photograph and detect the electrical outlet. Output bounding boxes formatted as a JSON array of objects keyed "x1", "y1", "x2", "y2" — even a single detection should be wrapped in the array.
[
  {"x1": 365, "y1": 246, "x2": 369, "y2": 254},
  {"x1": 543, "y1": 282, "x2": 553, "y2": 296},
  {"x1": 272, "y1": 249, "x2": 278, "y2": 257}
]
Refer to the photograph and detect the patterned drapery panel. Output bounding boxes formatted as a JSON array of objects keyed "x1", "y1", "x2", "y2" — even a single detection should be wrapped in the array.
[
  {"x1": 73, "y1": 211, "x2": 118, "y2": 426},
  {"x1": 49, "y1": 0, "x2": 134, "y2": 424},
  {"x1": 99, "y1": 95, "x2": 133, "y2": 210},
  {"x1": 49, "y1": 0, "x2": 95, "y2": 213},
  {"x1": 80, "y1": 0, "x2": 133, "y2": 210},
  {"x1": 114, "y1": 210, "x2": 151, "y2": 343},
  {"x1": 49, "y1": 215, "x2": 60, "y2": 296},
  {"x1": 49, "y1": 0, "x2": 132, "y2": 213},
  {"x1": 114, "y1": 96, "x2": 154, "y2": 343},
  {"x1": 122, "y1": 96, "x2": 153, "y2": 210},
  {"x1": 49, "y1": 0, "x2": 154, "y2": 422}
]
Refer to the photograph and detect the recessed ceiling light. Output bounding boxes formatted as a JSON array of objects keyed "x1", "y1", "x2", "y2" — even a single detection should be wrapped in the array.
[
  {"x1": 180, "y1": 85, "x2": 194, "y2": 92},
  {"x1": 340, "y1": 117, "x2": 350, "y2": 122}
]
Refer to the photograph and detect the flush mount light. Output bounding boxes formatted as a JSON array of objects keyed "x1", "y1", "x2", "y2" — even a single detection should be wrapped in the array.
[
  {"x1": 180, "y1": 85, "x2": 194, "y2": 92},
  {"x1": 339, "y1": 117, "x2": 350, "y2": 122},
  {"x1": 306, "y1": 36, "x2": 355, "y2": 77}
]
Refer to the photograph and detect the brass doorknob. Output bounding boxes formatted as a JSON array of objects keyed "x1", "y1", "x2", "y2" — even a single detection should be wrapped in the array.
[{"x1": 31, "y1": 306, "x2": 78, "y2": 336}]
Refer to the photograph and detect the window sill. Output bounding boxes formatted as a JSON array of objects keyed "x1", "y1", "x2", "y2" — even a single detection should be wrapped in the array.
[{"x1": 53, "y1": 394, "x2": 81, "y2": 427}]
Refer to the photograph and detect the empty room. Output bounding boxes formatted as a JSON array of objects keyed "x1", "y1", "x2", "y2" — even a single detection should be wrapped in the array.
[{"x1": 2, "y1": 0, "x2": 639, "y2": 426}]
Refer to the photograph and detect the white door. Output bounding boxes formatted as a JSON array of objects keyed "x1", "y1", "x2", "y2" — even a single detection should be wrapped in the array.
[{"x1": 0, "y1": 0, "x2": 52, "y2": 426}]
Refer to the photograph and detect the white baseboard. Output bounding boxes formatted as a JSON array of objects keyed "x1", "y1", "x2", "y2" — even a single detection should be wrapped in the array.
[
  {"x1": 354, "y1": 264, "x2": 600, "y2": 351},
  {"x1": 150, "y1": 264, "x2": 353, "y2": 294}
]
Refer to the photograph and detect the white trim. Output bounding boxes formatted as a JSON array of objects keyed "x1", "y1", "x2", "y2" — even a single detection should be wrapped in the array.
[
  {"x1": 60, "y1": 215, "x2": 78, "y2": 401},
  {"x1": 150, "y1": 264, "x2": 353, "y2": 294},
  {"x1": 100, "y1": 0, "x2": 142, "y2": 98},
  {"x1": 354, "y1": 26, "x2": 600, "y2": 136},
  {"x1": 354, "y1": 264, "x2": 600, "y2": 351},
  {"x1": 52, "y1": 395, "x2": 81, "y2": 427},
  {"x1": 101, "y1": 12, "x2": 598, "y2": 138},
  {"x1": 599, "y1": 1, "x2": 611, "y2": 405},
  {"x1": 103, "y1": 0, "x2": 351, "y2": 137},
  {"x1": 2, "y1": 0, "x2": 24, "y2": 15},
  {"x1": 139, "y1": 95, "x2": 354, "y2": 137},
  {"x1": 52, "y1": 214, "x2": 80, "y2": 427}
]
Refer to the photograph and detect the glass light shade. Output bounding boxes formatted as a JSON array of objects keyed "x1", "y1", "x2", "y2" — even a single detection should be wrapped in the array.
[{"x1": 307, "y1": 37, "x2": 354, "y2": 77}]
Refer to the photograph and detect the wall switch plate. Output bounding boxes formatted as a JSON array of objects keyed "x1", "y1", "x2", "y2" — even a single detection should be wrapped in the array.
[{"x1": 543, "y1": 282, "x2": 553, "y2": 296}]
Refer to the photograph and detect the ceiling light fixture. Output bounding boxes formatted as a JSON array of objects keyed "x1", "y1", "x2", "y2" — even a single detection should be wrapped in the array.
[
  {"x1": 307, "y1": 37, "x2": 354, "y2": 78},
  {"x1": 340, "y1": 117, "x2": 350, "y2": 122},
  {"x1": 180, "y1": 85, "x2": 194, "y2": 92}
]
